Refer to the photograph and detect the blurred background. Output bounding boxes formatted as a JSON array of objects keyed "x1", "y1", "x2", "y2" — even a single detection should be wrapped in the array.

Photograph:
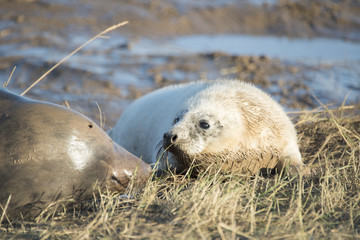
[{"x1": 0, "y1": 0, "x2": 359, "y2": 129}]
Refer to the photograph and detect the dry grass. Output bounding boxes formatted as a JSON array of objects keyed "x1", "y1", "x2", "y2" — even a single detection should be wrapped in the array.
[{"x1": 1, "y1": 106, "x2": 359, "y2": 239}]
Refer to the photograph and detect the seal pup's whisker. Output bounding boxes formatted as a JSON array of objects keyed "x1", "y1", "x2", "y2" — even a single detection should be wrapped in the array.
[{"x1": 155, "y1": 140, "x2": 164, "y2": 157}]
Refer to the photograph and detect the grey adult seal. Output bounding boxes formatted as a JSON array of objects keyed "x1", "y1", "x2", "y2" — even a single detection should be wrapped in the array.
[
  {"x1": 109, "y1": 80, "x2": 308, "y2": 176},
  {"x1": 0, "y1": 88, "x2": 151, "y2": 219}
]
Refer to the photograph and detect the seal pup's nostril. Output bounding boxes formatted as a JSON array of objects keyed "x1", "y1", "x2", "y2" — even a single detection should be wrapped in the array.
[
  {"x1": 171, "y1": 134, "x2": 177, "y2": 143},
  {"x1": 163, "y1": 132, "x2": 170, "y2": 140}
]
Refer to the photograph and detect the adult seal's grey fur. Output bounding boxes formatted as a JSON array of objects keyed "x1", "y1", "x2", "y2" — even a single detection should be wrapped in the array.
[
  {"x1": 109, "y1": 80, "x2": 308, "y2": 176},
  {"x1": 0, "y1": 88, "x2": 151, "y2": 219}
]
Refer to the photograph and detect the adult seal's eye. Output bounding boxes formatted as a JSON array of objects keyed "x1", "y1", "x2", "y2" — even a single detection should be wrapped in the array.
[{"x1": 199, "y1": 121, "x2": 210, "y2": 129}]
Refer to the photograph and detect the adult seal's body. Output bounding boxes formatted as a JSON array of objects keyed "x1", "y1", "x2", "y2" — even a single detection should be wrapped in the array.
[
  {"x1": 109, "y1": 80, "x2": 307, "y2": 176},
  {"x1": 0, "y1": 88, "x2": 151, "y2": 219}
]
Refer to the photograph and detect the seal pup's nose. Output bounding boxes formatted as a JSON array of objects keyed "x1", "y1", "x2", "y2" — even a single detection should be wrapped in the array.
[
  {"x1": 171, "y1": 134, "x2": 177, "y2": 143},
  {"x1": 163, "y1": 132, "x2": 178, "y2": 148},
  {"x1": 163, "y1": 132, "x2": 178, "y2": 143}
]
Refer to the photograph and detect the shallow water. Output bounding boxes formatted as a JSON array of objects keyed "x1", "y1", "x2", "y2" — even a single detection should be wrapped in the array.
[
  {"x1": 4, "y1": 33, "x2": 359, "y2": 108},
  {"x1": 130, "y1": 34, "x2": 360, "y2": 62},
  {"x1": 114, "y1": 34, "x2": 360, "y2": 106}
]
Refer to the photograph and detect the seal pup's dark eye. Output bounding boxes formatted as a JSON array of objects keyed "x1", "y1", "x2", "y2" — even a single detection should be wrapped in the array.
[
  {"x1": 199, "y1": 121, "x2": 210, "y2": 129},
  {"x1": 173, "y1": 117, "x2": 180, "y2": 124}
]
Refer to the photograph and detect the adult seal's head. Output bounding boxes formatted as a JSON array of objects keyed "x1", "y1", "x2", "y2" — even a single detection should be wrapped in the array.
[
  {"x1": 109, "y1": 80, "x2": 308, "y2": 176},
  {"x1": 0, "y1": 88, "x2": 151, "y2": 219}
]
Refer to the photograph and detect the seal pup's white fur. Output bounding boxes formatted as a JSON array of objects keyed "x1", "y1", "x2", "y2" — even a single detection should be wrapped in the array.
[{"x1": 109, "y1": 80, "x2": 305, "y2": 175}]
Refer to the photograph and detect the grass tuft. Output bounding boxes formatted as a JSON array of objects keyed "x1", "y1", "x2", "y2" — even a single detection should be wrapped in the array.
[{"x1": 1, "y1": 106, "x2": 359, "y2": 239}]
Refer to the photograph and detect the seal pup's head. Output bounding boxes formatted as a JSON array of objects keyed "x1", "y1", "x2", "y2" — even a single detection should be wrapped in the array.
[{"x1": 161, "y1": 84, "x2": 246, "y2": 173}]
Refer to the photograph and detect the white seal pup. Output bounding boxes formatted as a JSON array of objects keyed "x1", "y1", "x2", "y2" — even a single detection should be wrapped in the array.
[{"x1": 109, "y1": 80, "x2": 306, "y2": 176}]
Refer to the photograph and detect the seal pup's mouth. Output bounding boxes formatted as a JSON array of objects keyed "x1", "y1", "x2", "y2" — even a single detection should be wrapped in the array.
[
  {"x1": 162, "y1": 132, "x2": 187, "y2": 157},
  {"x1": 159, "y1": 132, "x2": 196, "y2": 174},
  {"x1": 150, "y1": 136, "x2": 189, "y2": 175}
]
